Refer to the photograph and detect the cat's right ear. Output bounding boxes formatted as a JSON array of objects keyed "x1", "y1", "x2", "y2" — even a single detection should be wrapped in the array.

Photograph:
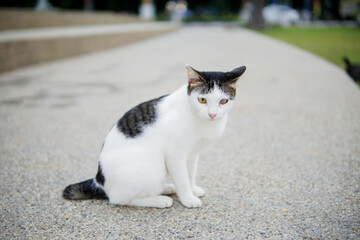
[{"x1": 186, "y1": 65, "x2": 204, "y2": 84}]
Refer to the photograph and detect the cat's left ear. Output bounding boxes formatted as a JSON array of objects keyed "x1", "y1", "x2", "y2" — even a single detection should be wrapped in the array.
[
  {"x1": 227, "y1": 66, "x2": 246, "y2": 85},
  {"x1": 186, "y1": 65, "x2": 204, "y2": 84}
]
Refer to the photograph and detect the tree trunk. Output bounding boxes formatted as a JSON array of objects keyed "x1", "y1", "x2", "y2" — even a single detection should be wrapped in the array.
[{"x1": 249, "y1": 0, "x2": 267, "y2": 30}]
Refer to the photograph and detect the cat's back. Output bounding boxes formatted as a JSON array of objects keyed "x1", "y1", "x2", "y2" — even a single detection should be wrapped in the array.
[{"x1": 117, "y1": 95, "x2": 169, "y2": 138}]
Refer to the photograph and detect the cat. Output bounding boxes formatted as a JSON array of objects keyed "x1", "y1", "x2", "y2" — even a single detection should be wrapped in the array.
[
  {"x1": 63, "y1": 65, "x2": 246, "y2": 208},
  {"x1": 343, "y1": 57, "x2": 360, "y2": 82}
]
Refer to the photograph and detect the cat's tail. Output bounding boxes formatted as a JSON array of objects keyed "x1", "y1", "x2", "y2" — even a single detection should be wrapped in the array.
[
  {"x1": 343, "y1": 56, "x2": 351, "y2": 67},
  {"x1": 63, "y1": 179, "x2": 108, "y2": 200}
]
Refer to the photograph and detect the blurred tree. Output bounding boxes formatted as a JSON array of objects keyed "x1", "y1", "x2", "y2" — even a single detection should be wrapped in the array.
[
  {"x1": 249, "y1": 0, "x2": 267, "y2": 29},
  {"x1": 155, "y1": 0, "x2": 168, "y2": 14},
  {"x1": 1, "y1": 0, "x2": 242, "y2": 14},
  {"x1": 0, "y1": 0, "x2": 344, "y2": 21},
  {"x1": 50, "y1": 0, "x2": 83, "y2": 10},
  {"x1": 0, "y1": 0, "x2": 36, "y2": 8},
  {"x1": 84, "y1": 0, "x2": 93, "y2": 11},
  {"x1": 187, "y1": 0, "x2": 241, "y2": 14},
  {"x1": 321, "y1": 0, "x2": 341, "y2": 19},
  {"x1": 93, "y1": 0, "x2": 138, "y2": 13}
]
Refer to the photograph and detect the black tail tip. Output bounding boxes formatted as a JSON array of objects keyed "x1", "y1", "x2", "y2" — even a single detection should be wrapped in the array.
[
  {"x1": 63, "y1": 185, "x2": 78, "y2": 200},
  {"x1": 62, "y1": 179, "x2": 108, "y2": 200},
  {"x1": 62, "y1": 182, "x2": 90, "y2": 200}
]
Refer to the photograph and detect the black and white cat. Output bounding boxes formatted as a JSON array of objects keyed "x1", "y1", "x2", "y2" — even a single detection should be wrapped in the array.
[{"x1": 63, "y1": 65, "x2": 246, "y2": 208}]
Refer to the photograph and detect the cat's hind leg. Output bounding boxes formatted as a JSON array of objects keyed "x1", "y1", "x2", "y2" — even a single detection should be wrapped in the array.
[
  {"x1": 162, "y1": 183, "x2": 176, "y2": 195},
  {"x1": 128, "y1": 195, "x2": 173, "y2": 208}
]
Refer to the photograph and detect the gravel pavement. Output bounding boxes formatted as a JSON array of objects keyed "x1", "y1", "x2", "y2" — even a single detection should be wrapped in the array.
[{"x1": 0, "y1": 25, "x2": 359, "y2": 239}]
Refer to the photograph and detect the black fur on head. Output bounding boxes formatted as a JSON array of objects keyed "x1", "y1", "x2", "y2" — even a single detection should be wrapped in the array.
[{"x1": 186, "y1": 65, "x2": 246, "y2": 100}]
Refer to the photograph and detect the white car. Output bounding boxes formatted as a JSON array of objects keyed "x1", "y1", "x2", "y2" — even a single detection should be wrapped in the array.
[{"x1": 263, "y1": 4, "x2": 300, "y2": 26}]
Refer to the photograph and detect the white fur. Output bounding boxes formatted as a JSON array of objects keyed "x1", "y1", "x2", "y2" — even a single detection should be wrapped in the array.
[{"x1": 99, "y1": 84, "x2": 235, "y2": 208}]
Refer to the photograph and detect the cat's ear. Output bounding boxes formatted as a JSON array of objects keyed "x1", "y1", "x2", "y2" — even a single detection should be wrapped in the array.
[
  {"x1": 227, "y1": 66, "x2": 246, "y2": 86},
  {"x1": 186, "y1": 65, "x2": 204, "y2": 84}
]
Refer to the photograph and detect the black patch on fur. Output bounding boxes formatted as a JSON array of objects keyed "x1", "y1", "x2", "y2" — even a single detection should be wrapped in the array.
[
  {"x1": 95, "y1": 164, "x2": 105, "y2": 186},
  {"x1": 117, "y1": 95, "x2": 168, "y2": 138},
  {"x1": 188, "y1": 66, "x2": 246, "y2": 99},
  {"x1": 63, "y1": 179, "x2": 108, "y2": 200}
]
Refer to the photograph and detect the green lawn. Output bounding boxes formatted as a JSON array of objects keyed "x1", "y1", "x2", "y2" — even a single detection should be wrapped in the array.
[{"x1": 259, "y1": 27, "x2": 360, "y2": 69}]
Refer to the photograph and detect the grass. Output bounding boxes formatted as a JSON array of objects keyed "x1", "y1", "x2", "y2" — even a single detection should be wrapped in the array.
[{"x1": 259, "y1": 26, "x2": 360, "y2": 69}]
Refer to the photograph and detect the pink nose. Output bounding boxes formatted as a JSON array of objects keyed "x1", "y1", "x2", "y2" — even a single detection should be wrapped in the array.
[{"x1": 209, "y1": 113, "x2": 217, "y2": 119}]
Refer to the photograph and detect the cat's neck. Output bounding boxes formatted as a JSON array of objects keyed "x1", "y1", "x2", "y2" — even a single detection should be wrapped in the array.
[
  {"x1": 166, "y1": 84, "x2": 190, "y2": 109},
  {"x1": 172, "y1": 84, "x2": 200, "y2": 116}
]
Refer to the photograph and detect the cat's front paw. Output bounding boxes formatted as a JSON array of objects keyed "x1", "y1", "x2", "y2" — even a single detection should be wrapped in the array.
[
  {"x1": 180, "y1": 196, "x2": 202, "y2": 208},
  {"x1": 192, "y1": 186, "x2": 205, "y2": 197}
]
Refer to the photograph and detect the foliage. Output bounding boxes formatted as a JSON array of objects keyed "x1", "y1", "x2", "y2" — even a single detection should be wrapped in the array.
[{"x1": 0, "y1": 0, "x2": 242, "y2": 14}]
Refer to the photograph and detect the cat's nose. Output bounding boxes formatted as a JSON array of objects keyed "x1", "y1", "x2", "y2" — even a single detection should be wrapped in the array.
[{"x1": 209, "y1": 113, "x2": 217, "y2": 119}]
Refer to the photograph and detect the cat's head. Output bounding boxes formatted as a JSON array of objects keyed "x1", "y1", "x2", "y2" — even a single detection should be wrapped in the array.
[{"x1": 186, "y1": 65, "x2": 246, "y2": 121}]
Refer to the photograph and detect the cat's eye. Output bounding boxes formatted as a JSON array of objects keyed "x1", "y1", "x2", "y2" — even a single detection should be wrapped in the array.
[
  {"x1": 220, "y1": 99, "x2": 229, "y2": 104},
  {"x1": 198, "y1": 98, "x2": 207, "y2": 104}
]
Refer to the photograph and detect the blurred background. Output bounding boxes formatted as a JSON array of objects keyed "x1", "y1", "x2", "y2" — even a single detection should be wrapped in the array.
[
  {"x1": 0, "y1": 0, "x2": 359, "y2": 83},
  {"x1": 1, "y1": 0, "x2": 359, "y2": 24}
]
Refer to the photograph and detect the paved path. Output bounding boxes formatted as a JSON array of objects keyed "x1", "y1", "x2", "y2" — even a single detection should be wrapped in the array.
[{"x1": 0, "y1": 25, "x2": 359, "y2": 239}]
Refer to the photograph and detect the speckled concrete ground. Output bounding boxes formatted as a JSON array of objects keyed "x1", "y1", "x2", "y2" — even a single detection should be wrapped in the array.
[{"x1": 0, "y1": 25, "x2": 359, "y2": 239}]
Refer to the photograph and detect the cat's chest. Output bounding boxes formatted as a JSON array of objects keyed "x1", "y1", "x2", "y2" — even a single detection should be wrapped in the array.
[
  {"x1": 186, "y1": 119, "x2": 227, "y2": 154},
  {"x1": 161, "y1": 111, "x2": 226, "y2": 138},
  {"x1": 174, "y1": 118, "x2": 227, "y2": 154},
  {"x1": 192, "y1": 118, "x2": 227, "y2": 140}
]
